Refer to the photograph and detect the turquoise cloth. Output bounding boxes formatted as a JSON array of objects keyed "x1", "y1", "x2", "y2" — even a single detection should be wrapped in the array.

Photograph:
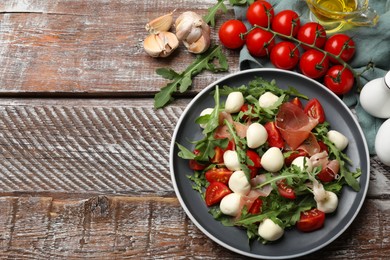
[{"x1": 235, "y1": 0, "x2": 390, "y2": 155}]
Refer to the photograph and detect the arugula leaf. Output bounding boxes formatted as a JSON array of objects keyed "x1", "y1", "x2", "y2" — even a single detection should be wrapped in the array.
[
  {"x1": 229, "y1": 0, "x2": 255, "y2": 5},
  {"x1": 203, "y1": 0, "x2": 228, "y2": 27},
  {"x1": 154, "y1": 45, "x2": 229, "y2": 109}
]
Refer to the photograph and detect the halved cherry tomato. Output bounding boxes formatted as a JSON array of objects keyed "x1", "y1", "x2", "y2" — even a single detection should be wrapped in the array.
[
  {"x1": 317, "y1": 167, "x2": 337, "y2": 182},
  {"x1": 304, "y1": 98, "x2": 325, "y2": 124},
  {"x1": 210, "y1": 140, "x2": 235, "y2": 164},
  {"x1": 189, "y1": 150, "x2": 208, "y2": 171},
  {"x1": 277, "y1": 179, "x2": 296, "y2": 200},
  {"x1": 264, "y1": 121, "x2": 284, "y2": 148},
  {"x1": 285, "y1": 149, "x2": 309, "y2": 166},
  {"x1": 318, "y1": 140, "x2": 329, "y2": 154},
  {"x1": 205, "y1": 167, "x2": 233, "y2": 184},
  {"x1": 297, "y1": 208, "x2": 325, "y2": 232},
  {"x1": 210, "y1": 146, "x2": 224, "y2": 164},
  {"x1": 205, "y1": 182, "x2": 231, "y2": 207},
  {"x1": 246, "y1": 149, "x2": 261, "y2": 168},
  {"x1": 248, "y1": 198, "x2": 263, "y2": 214},
  {"x1": 240, "y1": 104, "x2": 257, "y2": 121},
  {"x1": 290, "y1": 97, "x2": 303, "y2": 109}
]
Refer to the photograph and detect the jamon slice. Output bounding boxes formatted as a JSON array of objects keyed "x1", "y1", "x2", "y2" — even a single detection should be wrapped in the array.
[{"x1": 276, "y1": 102, "x2": 319, "y2": 150}]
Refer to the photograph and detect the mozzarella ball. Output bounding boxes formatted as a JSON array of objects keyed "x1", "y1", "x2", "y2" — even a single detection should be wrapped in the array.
[
  {"x1": 291, "y1": 156, "x2": 313, "y2": 172},
  {"x1": 261, "y1": 147, "x2": 284, "y2": 172},
  {"x1": 225, "y1": 92, "x2": 244, "y2": 113},
  {"x1": 259, "y1": 92, "x2": 279, "y2": 108},
  {"x1": 317, "y1": 191, "x2": 338, "y2": 213},
  {"x1": 258, "y1": 218, "x2": 284, "y2": 241},
  {"x1": 228, "y1": 171, "x2": 251, "y2": 195},
  {"x1": 198, "y1": 108, "x2": 214, "y2": 128},
  {"x1": 327, "y1": 130, "x2": 349, "y2": 151},
  {"x1": 223, "y1": 150, "x2": 241, "y2": 171},
  {"x1": 220, "y1": 193, "x2": 242, "y2": 217},
  {"x1": 246, "y1": 123, "x2": 268, "y2": 149}
]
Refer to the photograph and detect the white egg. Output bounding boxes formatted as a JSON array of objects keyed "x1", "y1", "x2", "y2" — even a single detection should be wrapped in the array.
[
  {"x1": 261, "y1": 147, "x2": 284, "y2": 172},
  {"x1": 225, "y1": 92, "x2": 244, "y2": 113},
  {"x1": 259, "y1": 92, "x2": 279, "y2": 108},
  {"x1": 199, "y1": 108, "x2": 214, "y2": 128},
  {"x1": 375, "y1": 118, "x2": 390, "y2": 166},
  {"x1": 220, "y1": 193, "x2": 242, "y2": 217},
  {"x1": 223, "y1": 150, "x2": 241, "y2": 171},
  {"x1": 258, "y1": 218, "x2": 284, "y2": 241},
  {"x1": 327, "y1": 130, "x2": 349, "y2": 151},
  {"x1": 291, "y1": 156, "x2": 313, "y2": 172},
  {"x1": 246, "y1": 123, "x2": 268, "y2": 149},
  {"x1": 228, "y1": 171, "x2": 251, "y2": 195}
]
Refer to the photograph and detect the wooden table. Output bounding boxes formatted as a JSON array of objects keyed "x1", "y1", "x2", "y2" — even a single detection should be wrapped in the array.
[{"x1": 1, "y1": 1, "x2": 389, "y2": 259}]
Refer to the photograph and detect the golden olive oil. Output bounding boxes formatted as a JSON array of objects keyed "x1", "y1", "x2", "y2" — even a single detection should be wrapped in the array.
[{"x1": 315, "y1": 0, "x2": 357, "y2": 13}]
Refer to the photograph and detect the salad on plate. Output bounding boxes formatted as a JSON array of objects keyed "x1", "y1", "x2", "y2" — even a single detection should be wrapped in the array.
[{"x1": 177, "y1": 77, "x2": 361, "y2": 243}]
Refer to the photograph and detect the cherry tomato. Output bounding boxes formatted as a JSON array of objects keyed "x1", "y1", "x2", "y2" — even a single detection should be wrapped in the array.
[
  {"x1": 205, "y1": 182, "x2": 232, "y2": 207},
  {"x1": 246, "y1": 0, "x2": 274, "y2": 27},
  {"x1": 290, "y1": 97, "x2": 303, "y2": 109},
  {"x1": 271, "y1": 10, "x2": 300, "y2": 37},
  {"x1": 219, "y1": 19, "x2": 247, "y2": 49},
  {"x1": 318, "y1": 140, "x2": 329, "y2": 153},
  {"x1": 297, "y1": 208, "x2": 325, "y2": 232},
  {"x1": 246, "y1": 149, "x2": 261, "y2": 168},
  {"x1": 304, "y1": 98, "x2": 325, "y2": 124},
  {"x1": 324, "y1": 65, "x2": 355, "y2": 95},
  {"x1": 246, "y1": 28, "x2": 275, "y2": 57},
  {"x1": 248, "y1": 198, "x2": 263, "y2": 214},
  {"x1": 210, "y1": 146, "x2": 224, "y2": 164},
  {"x1": 297, "y1": 22, "x2": 327, "y2": 50},
  {"x1": 317, "y1": 167, "x2": 337, "y2": 182},
  {"x1": 270, "y1": 41, "x2": 300, "y2": 70},
  {"x1": 189, "y1": 149, "x2": 208, "y2": 171},
  {"x1": 240, "y1": 104, "x2": 257, "y2": 121},
  {"x1": 299, "y1": 49, "x2": 329, "y2": 79},
  {"x1": 285, "y1": 149, "x2": 308, "y2": 166},
  {"x1": 264, "y1": 121, "x2": 284, "y2": 148},
  {"x1": 205, "y1": 167, "x2": 233, "y2": 184},
  {"x1": 324, "y1": 34, "x2": 355, "y2": 63},
  {"x1": 277, "y1": 179, "x2": 296, "y2": 200}
]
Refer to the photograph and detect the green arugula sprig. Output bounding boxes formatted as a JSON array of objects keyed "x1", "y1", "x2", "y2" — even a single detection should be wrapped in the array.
[{"x1": 154, "y1": 45, "x2": 228, "y2": 109}]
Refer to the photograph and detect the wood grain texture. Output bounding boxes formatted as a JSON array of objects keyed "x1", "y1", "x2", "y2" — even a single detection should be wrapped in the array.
[
  {"x1": 0, "y1": 0, "x2": 238, "y2": 96},
  {"x1": 0, "y1": 98, "x2": 389, "y2": 197},
  {"x1": 0, "y1": 195, "x2": 389, "y2": 259}
]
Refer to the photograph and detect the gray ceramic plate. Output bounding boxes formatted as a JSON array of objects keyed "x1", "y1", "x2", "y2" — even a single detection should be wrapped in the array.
[{"x1": 170, "y1": 68, "x2": 370, "y2": 259}]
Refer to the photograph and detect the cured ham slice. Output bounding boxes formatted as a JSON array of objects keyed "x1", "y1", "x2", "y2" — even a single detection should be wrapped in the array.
[
  {"x1": 297, "y1": 133, "x2": 321, "y2": 156},
  {"x1": 276, "y1": 102, "x2": 319, "y2": 150},
  {"x1": 214, "y1": 111, "x2": 248, "y2": 139}
]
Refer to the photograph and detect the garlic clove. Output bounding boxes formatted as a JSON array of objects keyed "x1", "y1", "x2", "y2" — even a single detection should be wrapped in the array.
[
  {"x1": 185, "y1": 27, "x2": 210, "y2": 54},
  {"x1": 145, "y1": 10, "x2": 175, "y2": 34},
  {"x1": 143, "y1": 32, "x2": 179, "y2": 58}
]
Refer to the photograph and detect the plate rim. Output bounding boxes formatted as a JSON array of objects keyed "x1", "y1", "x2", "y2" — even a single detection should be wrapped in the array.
[{"x1": 169, "y1": 68, "x2": 370, "y2": 259}]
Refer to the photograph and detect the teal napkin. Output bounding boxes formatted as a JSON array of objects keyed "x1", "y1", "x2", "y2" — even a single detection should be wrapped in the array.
[{"x1": 235, "y1": 0, "x2": 390, "y2": 155}]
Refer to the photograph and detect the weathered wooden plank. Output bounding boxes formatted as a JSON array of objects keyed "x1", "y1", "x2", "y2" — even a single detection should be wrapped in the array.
[
  {"x1": 0, "y1": 195, "x2": 389, "y2": 259},
  {"x1": 0, "y1": 0, "x2": 238, "y2": 95},
  {"x1": 0, "y1": 98, "x2": 389, "y2": 196}
]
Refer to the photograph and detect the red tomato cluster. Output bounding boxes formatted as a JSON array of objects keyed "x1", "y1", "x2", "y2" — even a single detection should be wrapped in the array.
[{"x1": 218, "y1": 0, "x2": 356, "y2": 96}]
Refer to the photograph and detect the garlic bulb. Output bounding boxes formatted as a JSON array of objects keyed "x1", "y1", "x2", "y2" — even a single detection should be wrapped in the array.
[
  {"x1": 143, "y1": 32, "x2": 179, "y2": 58},
  {"x1": 175, "y1": 11, "x2": 210, "y2": 54},
  {"x1": 145, "y1": 10, "x2": 175, "y2": 34}
]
